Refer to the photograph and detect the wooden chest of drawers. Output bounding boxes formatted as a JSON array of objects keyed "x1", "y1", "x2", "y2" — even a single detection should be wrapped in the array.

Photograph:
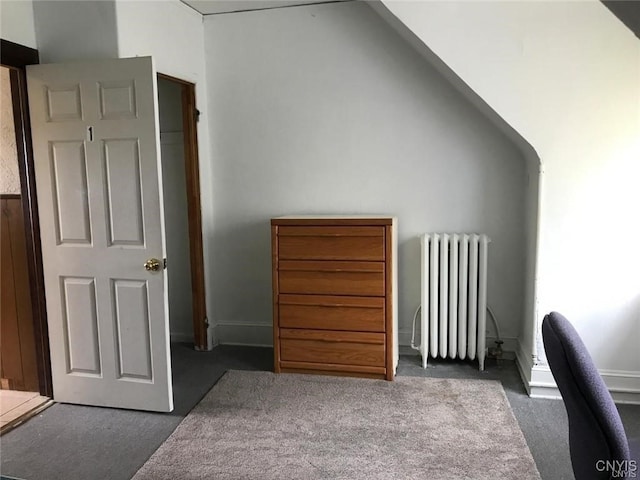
[{"x1": 271, "y1": 216, "x2": 397, "y2": 380}]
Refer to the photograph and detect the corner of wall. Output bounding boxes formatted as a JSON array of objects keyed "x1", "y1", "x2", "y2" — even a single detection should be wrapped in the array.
[
  {"x1": 372, "y1": 0, "x2": 546, "y2": 401},
  {"x1": 516, "y1": 337, "x2": 640, "y2": 404}
]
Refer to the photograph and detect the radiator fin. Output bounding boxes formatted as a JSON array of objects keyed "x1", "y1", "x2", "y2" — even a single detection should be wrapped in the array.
[{"x1": 420, "y1": 233, "x2": 490, "y2": 370}]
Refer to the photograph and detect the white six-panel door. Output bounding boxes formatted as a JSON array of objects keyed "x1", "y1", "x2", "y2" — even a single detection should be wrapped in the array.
[{"x1": 26, "y1": 57, "x2": 173, "y2": 412}]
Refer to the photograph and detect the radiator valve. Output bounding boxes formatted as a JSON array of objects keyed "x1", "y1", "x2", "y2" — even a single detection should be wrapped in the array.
[{"x1": 488, "y1": 340, "x2": 504, "y2": 359}]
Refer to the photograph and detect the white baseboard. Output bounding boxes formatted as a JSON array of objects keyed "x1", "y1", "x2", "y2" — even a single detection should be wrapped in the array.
[
  {"x1": 172, "y1": 330, "x2": 217, "y2": 351},
  {"x1": 485, "y1": 336, "x2": 518, "y2": 360},
  {"x1": 213, "y1": 324, "x2": 640, "y2": 404},
  {"x1": 514, "y1": 338, "x2": 640, "y2": 405},
  {"x1": 515, "y1": 337, "x2": 534, "y2": 394},
  {"x1": 398, "y1": 331, "x2": 519, "y2": 361},
  {"x1": 219, "y1": 327, "x2": 520, "y2": 355},
  {"x1": 397, "y1": 329, "x2": 412, "y2": 349}
]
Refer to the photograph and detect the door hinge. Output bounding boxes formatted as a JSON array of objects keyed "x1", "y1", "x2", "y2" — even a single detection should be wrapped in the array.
[
  {"x1": 204, "y1": 317, "x2": 209, "y2": 329},
  {"x1": 195, "y1": 108, "x2": 201, "y2": 122},
  {"x1": 163, "y1": 258, "x2": 167, "y2": 269}
]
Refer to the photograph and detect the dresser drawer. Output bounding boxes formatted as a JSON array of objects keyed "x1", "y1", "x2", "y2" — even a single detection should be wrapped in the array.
[
  {"x1": 280, "y1": 329, "x2": 385, "y2": 367},
  {"x1": 278, "y1": 226, "x2": 385, "y2": 261},
  {"x1": 278, "y1": 260, "x2": 384, "y2": 296},
  {"x1": 279, "y1": 294, "x2": 385, "y2": 332}
]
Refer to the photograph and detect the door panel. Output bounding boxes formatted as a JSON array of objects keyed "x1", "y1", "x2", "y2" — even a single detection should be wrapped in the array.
[
  {"x1": 112, "y1": 279, "x2": 152, "y2": 381},
  {"x1": 103, "y1": 138, "x2": 144, "y2": 246},
  {"x1": 98, "y1": 80, "x2": 136, "y2": 119},
  {"x1": 45, "y1": 84, "x2": 82, "y2": 121},
  {"x1": 60, "y1": 276, "x2": 100, "y2": 376},
  {"x1": 27, "y1": 57, "x2": 173, "y2": 412},
  {"x1": 50, "y1": 141, "x2": 91, "y2": 244}
]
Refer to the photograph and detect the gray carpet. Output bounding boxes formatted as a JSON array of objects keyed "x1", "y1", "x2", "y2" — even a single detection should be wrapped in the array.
[
  {"x1": 132, "y1": 370, "x2": 541, "y2": 480},
  {"x1": 1, "y1": 346, "x2": 638, "y2": 480}
]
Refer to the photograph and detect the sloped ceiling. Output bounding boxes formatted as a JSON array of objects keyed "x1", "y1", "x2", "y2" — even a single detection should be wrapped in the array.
[
  {"x1": 602, "y1": 1, "x2": 640, "y2": 39},
  {"x1": 181, "y1": 0, "x2": 348, "y2": 15},
  {"x1": 182, "y1": 0, "x2": 639, "y2": 39}
]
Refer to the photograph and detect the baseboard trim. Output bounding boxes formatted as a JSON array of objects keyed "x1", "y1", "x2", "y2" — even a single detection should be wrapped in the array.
[
  {"x1": 515, "y1": 337, "x2": 534, "y2": 395},
  {"x1": 529, "y1": 365, "x2": 640, "y2": 404},
  {"x1": 514, "y1": 339, "x2": 640, "y2": 404},
  {"x1": 397, "y1": 332, "x2": 519, "y2": 361},
  {"x1": 214, "y1": 325, "x2": 640, "y2": 403}
]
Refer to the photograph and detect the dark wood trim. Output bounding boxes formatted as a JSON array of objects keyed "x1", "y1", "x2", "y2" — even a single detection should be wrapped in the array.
[
  {"x1": 180, "y1": 81, "x2": 208, "y2": 350},
  {"x1": 1, "y1": 196, "x2": 39, "y2": 391},
  {"x1": 0, "y1": 40, "x2": 39, "y2": 69},
  {"x1": 158, "y1": 72, "x2": 193, "y2": 87},
  {"x1": 272, "y1": 225, "x2": 281, "y2": 372},
  {"x1": 280, "y1": 367, "x2": 385, "y2": 380},
  {"x1": 158, "y1": 73, "x2": 209, "y2": 350},
  {"x1": 2, "y1": 41, "x2": 52, "y2": 396},
  {"x1": 272, "y1": 217, "x2": 394, "y2": 227},
  {"x1": 384, "y1": 224, "x2": 393, "y2": 381},
  {"x1": 0, "y1": 194, "x2": 22, "y2": 200}
]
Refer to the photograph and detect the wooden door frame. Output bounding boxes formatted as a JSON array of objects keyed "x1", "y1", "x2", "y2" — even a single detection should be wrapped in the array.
[
  {"x1": 1, "y1": 39, "x2": 52, "y2": 396},
  {"x1": 157, "y1": 73, "x2": 208, "y2": 351}
]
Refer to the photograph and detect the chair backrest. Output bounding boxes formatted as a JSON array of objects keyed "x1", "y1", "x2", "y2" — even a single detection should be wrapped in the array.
[{"x1": 542, "y1": 312, "x2": 631, "y2": 479}]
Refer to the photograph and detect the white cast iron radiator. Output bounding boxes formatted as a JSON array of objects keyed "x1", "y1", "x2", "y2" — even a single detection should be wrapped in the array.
[{"x1": 419, "y1": 233, "x2": 490, "y2": 370}]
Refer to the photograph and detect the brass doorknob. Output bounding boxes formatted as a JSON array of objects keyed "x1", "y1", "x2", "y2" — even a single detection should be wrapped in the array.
[{"x1": 144, "y1": 258, "x2": 161, "y2": 272}]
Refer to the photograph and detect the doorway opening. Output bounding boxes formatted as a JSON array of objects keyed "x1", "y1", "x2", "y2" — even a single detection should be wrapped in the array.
[
  {"x1": 157, "y1": 74, "x2": 208, "y2": 352},
  {"x1": 1, "y1": 42, "x2": 52, "y2": 433}
]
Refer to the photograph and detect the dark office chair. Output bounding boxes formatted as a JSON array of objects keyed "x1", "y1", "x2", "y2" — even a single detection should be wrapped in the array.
[{"x1": 542, "y1": 311, "x2": 638, "y2": 479}]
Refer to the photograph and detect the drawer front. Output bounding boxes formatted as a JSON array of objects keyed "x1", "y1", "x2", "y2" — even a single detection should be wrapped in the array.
[
  {"x1": 278, "y1": 260, "x2": 384, "y2": 296},
  {"x1": 280, "y1": 329, "x2": 385, "y2": 367},
  {"x1": 279, "y1": 294, "x2": 385, "y2": 332},
  {"x1": 278, "y1": 226, "x2": 384, "y2": 261}
]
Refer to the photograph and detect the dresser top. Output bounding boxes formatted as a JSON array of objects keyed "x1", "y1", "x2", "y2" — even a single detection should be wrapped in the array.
[{"x1": 272, "y1": 215, "x2": 396, "y2": 226}]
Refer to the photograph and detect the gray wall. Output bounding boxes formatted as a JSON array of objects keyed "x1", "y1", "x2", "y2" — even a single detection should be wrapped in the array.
[
  {"x1": 0, "y1": 0, "x2": 37, "y2": 49},
  {"x1": 158, "y1": 78, "x2": 194, "y2": 342},
  {"x1": 32, "y1": 0, "x2": 118, "y2": 63},
  {"x1": 205, "y1": 1, "x2": 528, "y2": 347}
]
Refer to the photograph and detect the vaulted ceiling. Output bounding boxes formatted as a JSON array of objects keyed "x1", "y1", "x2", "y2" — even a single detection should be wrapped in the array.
[
  {"x1": 181, "y1": 0, "x2": 347, "y2": 15},
  {"x1": 602, "y1": 1, "x2": 640, "y2": 39},
  {"x1": 181, "y1": 0, "x2": 639, "y2": 41}
]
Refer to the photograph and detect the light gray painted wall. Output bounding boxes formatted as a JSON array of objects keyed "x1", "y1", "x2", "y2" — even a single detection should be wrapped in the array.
[
  {"x1": 205, "y1": 1, "x2": 528, "y2": 347},
  {"x1": 28, "y1": 0, "x2": 210, "y2": 347},
  {"x1": 32, "y1": 0, "x2": 118, "y2": 63},
  {"x1": 158, "y1": 78, "x2": 194, "y2": 342},
  {"x1": 377, "y1": 1, "x2": 640, "y2": 388},
  {"x1": 1, "y1": 0, "x2": 37, "y2": 48},
  {"x1": 367, "y1": 1, "x2": 541, "y2": 360},
  {"x1": 114, "y1": 0, "x2": 214, "y2": 347}
]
